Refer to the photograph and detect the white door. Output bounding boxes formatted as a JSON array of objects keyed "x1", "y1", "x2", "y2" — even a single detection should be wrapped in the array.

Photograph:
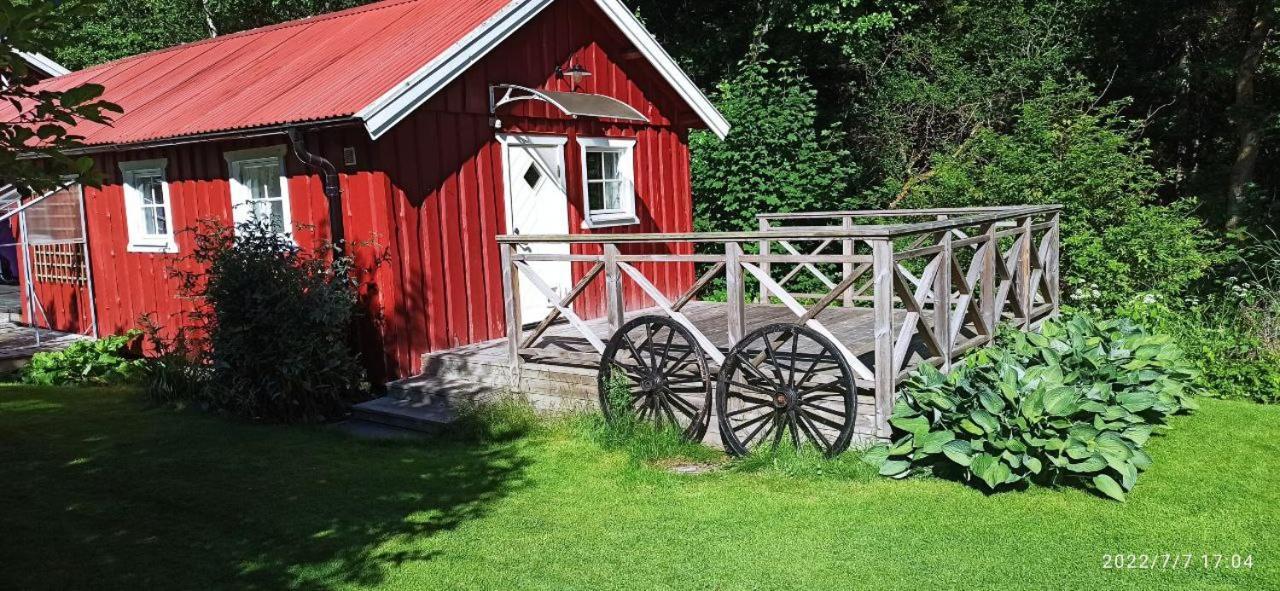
[{"x1": 501, "y1": 135, "x2": 572, "y2": 324}]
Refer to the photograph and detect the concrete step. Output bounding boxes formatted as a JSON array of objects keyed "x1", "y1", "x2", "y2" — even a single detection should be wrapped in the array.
[
  {"x1": 349, "y1": 396, "x2": 458, "y2": 433},
  {"x1": 386, "y1": 374, "x2": 503, "y2": 406}
]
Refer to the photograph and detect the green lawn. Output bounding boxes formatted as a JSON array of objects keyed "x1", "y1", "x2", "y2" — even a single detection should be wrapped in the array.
[{"x1": 1, "y1": 386, "x2": 1276, "y2": 590}]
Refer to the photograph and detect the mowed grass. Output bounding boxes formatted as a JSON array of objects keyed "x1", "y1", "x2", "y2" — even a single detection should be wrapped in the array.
[{"x1": 1, "y1": 386, "x2": 1277, "y2": 590}]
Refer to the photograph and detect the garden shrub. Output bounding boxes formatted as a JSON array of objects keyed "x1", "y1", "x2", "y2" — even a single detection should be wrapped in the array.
[
  {"x1": 175, "y1": 220, "x2": 365, "y2": 423},
  {"x1": 866, "y1": 314, "x2": 1199, "y2": 501},
  {"x1": 905, "y1": 84, "x2": 1220, "y2": 308},
  {"x1": 690, "y1": 56, "x2": 860, "y2": 233},
  {"x1": 1117, "y1": 296, "x2": 1280, "y2": 405},
  {"x1": 21, "y1": 330, "x2": 143, "y2": 386},
  {"x1": 137, "y1": 315, "x2": 209, "y2": 407}
]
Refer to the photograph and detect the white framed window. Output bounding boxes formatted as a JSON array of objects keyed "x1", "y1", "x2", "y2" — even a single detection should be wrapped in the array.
[
  {"x1": 119, "y1": 158, "x2": 177, "y2": 253},
  {"x1": 224, "y1": 145, "x2": 292, "y2": 238},
  {"x1": 578, "y1": 137, "x2": 638, "y2": 228}
]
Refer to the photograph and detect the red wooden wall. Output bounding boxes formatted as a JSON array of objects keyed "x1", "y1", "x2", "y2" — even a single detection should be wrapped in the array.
[{"x1": 22, "y1": 0, "x2": 701, "y2": 382}]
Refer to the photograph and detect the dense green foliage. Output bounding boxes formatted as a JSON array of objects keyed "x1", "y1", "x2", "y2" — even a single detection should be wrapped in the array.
[
  {"x1": 20, "y1": 330, "x2": 143, "y2": 386},
  {"x1": 869, "y1": 315, "x2": 1199, "y2": 501},
  {"x1": 24, "y1": 1, "x2": 1280, "y2": 403},
  {"x1": 690, "y1": 58, "x2": 859, "y2": 232},
  {"x1": 1119, "y1": 295, "x2": 1280, "y2": 405},
  {"x1": 4, "y1": 386, "x2": 1278, "y2": 589},
  {"x1": 171, "y1": 220, "x2": 364, "y2": 422},
  {"x1": 1, "y1": 0, "x2": 122, "y2": 194}
]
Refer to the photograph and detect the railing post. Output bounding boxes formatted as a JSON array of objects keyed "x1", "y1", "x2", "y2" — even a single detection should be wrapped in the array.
[
  {"x1": 500, "y1": 242, "x2": 523, "y2": 386},
  {"x1": 1048, "y1": 211, "x2": 1061, "y2": 318},
  {"x1": 758, "y1": 217, "x2": 771, "y2": 304},
  {"x1": 725, "y1": 242, "x2": 746, "y2": 344},
  {"x1": 934, "y1": 231, "x2": 953, "y2": 371},
  {"x1": 842, "y1": 215, "x2": 855, "y2": 307},
  {"x1": 872, "y1": 238, "x2": 895, "y2": 439},
  {"x1": 981, "y1": 222, "x2": 997, "y2": 336},
  {"x1": 603, "y1": 244, "x2": 624, "y2": 332},
  {"x1": 1018, "y1": 215, "x2": 1033, "y2": 329}
]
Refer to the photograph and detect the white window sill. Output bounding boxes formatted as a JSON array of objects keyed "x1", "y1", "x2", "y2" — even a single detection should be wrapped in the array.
[
  {"x1": 127, "y1": 241, "x2": 178, "y2": 254},
  {"x1": 581, "y1": 215, "x2": 640, "y2": 229}
]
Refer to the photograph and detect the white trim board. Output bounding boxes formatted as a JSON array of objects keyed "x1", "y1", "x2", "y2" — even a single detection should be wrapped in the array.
[
  {"x1": 356, "y1": 0, "x2": 729, "y2": 140},
  {"x1": 15, "y1": 50, "x2": 70, "y2": 78}
]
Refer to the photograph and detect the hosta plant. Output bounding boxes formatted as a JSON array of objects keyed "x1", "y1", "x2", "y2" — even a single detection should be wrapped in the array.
[
  {"x1": 866, "y1": 314, "x2": 1199, "y2": 501},
  {"x1": 21, "y1": 330, "x2": 144, "y2": 386}
]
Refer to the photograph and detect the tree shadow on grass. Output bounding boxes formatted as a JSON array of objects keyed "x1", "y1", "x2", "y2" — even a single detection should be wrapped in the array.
[{"x1": 0, "y1": 389, "x2": 533, "y2": 590}]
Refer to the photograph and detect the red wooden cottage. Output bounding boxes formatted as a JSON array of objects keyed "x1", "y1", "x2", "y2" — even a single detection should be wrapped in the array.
[{"x1": 13, "y1": 0, "x2": 729, "y2": 382}]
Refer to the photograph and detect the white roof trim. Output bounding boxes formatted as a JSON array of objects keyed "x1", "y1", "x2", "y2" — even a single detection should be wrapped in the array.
[
  {"x1": 358, "y1": 0, "x2": 555, "y2": 139},
  {"x1": 589, "y1": 0, "x2": 728, "y2": 138},
  {"x1": 356, "y1": 0, "x2": 729, "y2": 140},
  {"x1": 15, "y1": 50, "x2": 70, "y2": 77}
]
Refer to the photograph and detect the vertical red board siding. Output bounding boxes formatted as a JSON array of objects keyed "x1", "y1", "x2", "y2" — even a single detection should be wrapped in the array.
[{"x1": 29, "y1": 0, "x2": 705, "y2": 382}]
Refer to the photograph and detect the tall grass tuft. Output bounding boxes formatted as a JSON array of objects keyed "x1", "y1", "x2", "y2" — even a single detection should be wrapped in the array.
[{"x1": 575, "y1": 372, "x2": 720, "y2": 464}]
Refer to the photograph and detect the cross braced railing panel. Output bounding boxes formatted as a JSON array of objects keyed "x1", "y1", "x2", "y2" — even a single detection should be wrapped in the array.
[{"x1": 496, "y1": 205, "x2": 1061, "y2": 440}]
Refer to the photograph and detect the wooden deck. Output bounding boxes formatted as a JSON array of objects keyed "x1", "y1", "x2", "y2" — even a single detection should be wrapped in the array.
[
  {"x1": 390, "y1": 206, "x2": 1061, "y2": 445},
  {"x1": 395, "y1": 301, "x2": 939, "y2": 443}
]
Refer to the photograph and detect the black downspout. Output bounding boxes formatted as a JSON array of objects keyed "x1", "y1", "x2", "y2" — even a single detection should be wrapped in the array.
[{"x1": 287, "y1": 128, "x2": 345, "y2": 254}]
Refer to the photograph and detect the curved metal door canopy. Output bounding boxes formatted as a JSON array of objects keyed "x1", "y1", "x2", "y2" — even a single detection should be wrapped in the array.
[{"x1": 488, "y1": 84, "x2": 649, "y2": 127}]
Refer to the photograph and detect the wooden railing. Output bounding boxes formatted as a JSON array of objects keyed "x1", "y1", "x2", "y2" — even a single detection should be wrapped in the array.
[{"x1": 496, "y1": 205, "x2": 1061, "y2": 437}]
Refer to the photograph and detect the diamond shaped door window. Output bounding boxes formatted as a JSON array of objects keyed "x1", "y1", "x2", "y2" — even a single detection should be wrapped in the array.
[{"x1": 523, "y1": 163, "x2": 542, "y2": 189}]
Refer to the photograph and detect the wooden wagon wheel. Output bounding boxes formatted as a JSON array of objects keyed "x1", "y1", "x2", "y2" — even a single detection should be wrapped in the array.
[
  {"x1": 597, "y1": 315, "x2": 712, "y2": 441},
  {"x1": 716, "y1": 323, "x2": 858, "y2": 457}
]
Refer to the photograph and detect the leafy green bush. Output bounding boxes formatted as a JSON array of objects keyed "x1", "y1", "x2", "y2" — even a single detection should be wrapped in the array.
[
  {"x1": 691, "y1": 56, "x2": 860, "y2": 233},
  {"x1": 21, "y1": 330, "x2": 144, "y2": 386},
  {"x1": 905, "y1": 84, "x2": 1220, "y2": 308},
  {"x1": 174, "y1": 220, "x2": 365, "y2": 422},
  {"x1": 1117, "y1": 296, "x2": 1280, "y2": 404},
  {"x1": 867, "y1": 315, "x2": 1199, "y2": 501}
]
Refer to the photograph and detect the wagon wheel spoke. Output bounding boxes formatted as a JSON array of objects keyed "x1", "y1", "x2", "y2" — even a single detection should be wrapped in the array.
[
  {"x1": 788, "y1": 413, "x2": 802, "y2": 449},
  {"x1": 761, "y1": 334, "x2": 790, "y2": 389},
  {"x1": 726, "y1": 379, "x2": 780, "y2": 397},
  {"x1": 661, "y1": 387, "x2": 700, "y2": 419},
  {"x1": 794, "y1": 350, "x2": 835, "y2": 391},
  {"x1": 787, "y1": 332, "x2": 800, "y2": 387},
  {"x1": 734, "y1": 352, "x2": 785, "y2": 393},
  {"x1": 799, "y1": 407, "x2": 848, "y2": 431},
  {"x1": 656, "y1": 328, "x2": 676, "y2": 373},
  {"x1": 620, "y1": 334, "x2": 651, "y2": 373},
  {"x1": 662, "y1": 347, "x2": 697, "y2": 375},
  {"x1": 725, "y1": 401, "x2": 771, "y2": 418},
  {"x1": 657, "y1": 392, "x2": 681, "y2": 428},
  {"x1": 734, "y1": 410, "x2": 776, "y2": 447},
  {"x1": 796, "y1": 411, "x2": 833, "y2": 454},
  {"x1": 770, "y1": 414, "x2": 786, "y2": 451},
  {"x1": 727, "y1": 390, "x2": 776, "y2": 408}
]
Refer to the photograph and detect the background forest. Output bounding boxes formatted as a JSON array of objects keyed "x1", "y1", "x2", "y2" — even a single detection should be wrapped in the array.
[{"x1": 26, "y1": 0, "x2": 1280, "y2": 402}]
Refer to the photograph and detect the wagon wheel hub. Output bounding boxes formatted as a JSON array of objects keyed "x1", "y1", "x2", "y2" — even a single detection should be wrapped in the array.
[
  {"x1": 773, "y1": 387, "x2": 798, "y2": 410},
  {"x1": 640, "y1": 373, "x2": 667, "y2": 393}
]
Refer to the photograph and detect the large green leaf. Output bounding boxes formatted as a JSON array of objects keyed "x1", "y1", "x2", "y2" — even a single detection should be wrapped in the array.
[
  {"x1": 941, "y1": 439, "x2": 973, "y2": 466},
  {"x1": 970, "y1": 453, "x2": 1012, "y2": 489},
  {"x1": 970, "y1": 409, "x2": 999, "y2": 434},
  {"x1": 1095, "y1": 432, "x2": 1133, "y2": 463},
  {"x1": 1093, "y1": 474, "x2": 1127, "y2": 502},
  {"x1": 1117, "y1": 391, "x2": 1157, "y2": 412},
  {"x1": 1066, "y1": 455, "x2": 1107, "y2": 473},
  {"x1": 919, "y1": 430, "x2": 956, "y2": 453},
  {"x1": 891, "y1": 415, "x2": 930, "y2": 437},
  {"x1": 879, "y1": 459, "x2": 912, "y2": 478}
]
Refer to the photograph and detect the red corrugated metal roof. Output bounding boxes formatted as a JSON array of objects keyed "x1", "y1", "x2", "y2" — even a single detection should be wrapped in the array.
[{"x1": 14, "y1": 0, "x2": 514, "y2": 146}]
